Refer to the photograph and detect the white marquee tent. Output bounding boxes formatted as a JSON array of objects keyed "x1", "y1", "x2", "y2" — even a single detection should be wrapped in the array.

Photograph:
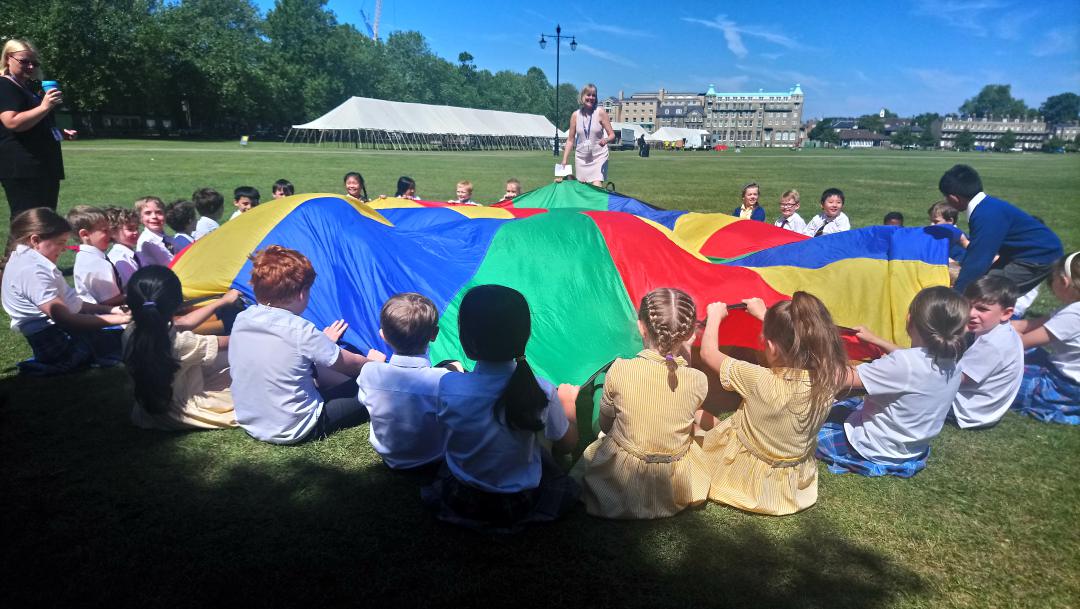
[
  {"x1": 287, "y1": 96, "x2": 563, "y2": 151},
  {"x1": 644, "y1": 126, "x2": 712, "y2": 149}
]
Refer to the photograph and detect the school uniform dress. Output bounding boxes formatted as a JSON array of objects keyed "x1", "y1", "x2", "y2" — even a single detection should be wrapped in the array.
[
  {"x1": 0, "y1": 76, "x2": 64, "y2": 218},
  {"x1": 422, "y1": 360, "x2": 580, "y2": 530},
  {"x1": 107, "y1": 243, "x2": 140, "y2": 289},
  {"x1": 573, "y1": 109, "x2": 609, "y2": 183},
  {"x1": 357, "y1": 354, "x2": 449, "y2": 469},
  {"x1": 193, "y1": 216, "x2": 219, "y2": 240},
  {"x1": 701, "y1": 359, "x2": 827, "y2": 515},
  {"x1": 135, "y1": 229, "x2": 173, "y2": 267},
  {"x1": 951, "y1": 322, "x2": 1024, "y2": 429},
  {"x1": 732, "y1": 205, "x2": 766, "y2": 222},
  {"x1": 73, "y1": 244, "x2": 122, "y2": 304},
  {"x1": 126, "y1": 328, "x2": 236, "y2": 430},
  {"x1": 802, "y1": 212, "x2": 851, "y2": 237},
  {"x1": 229, "y1": 304, "x2": 344, "y2": 444},
  {"x1": 1012, "y1": 302, "x2": 1080, "y2": 425},
  {"x1": 774, "y1": 213, "x2": 806, "y2": 233},
  {"x1": 1, "y1": 244, "x2": 91, "y2": 374},
  {"x1": 955, "y1": 193, "x2": 1063, "y2": 293},
  {"x1": 580, "y1": 350, "x2": 710, "y2": 519},
  {"x1": 816, "y1": 347, "x2": 961, "y2": 477}
]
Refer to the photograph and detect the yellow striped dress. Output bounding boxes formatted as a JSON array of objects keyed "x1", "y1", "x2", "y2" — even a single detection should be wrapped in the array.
[
  {"x1": 701, "y1": 357, "x2": 827, "y2": 515},
  {"x1": 580, "y1": 349, "x2": 712, "y2": 519}
]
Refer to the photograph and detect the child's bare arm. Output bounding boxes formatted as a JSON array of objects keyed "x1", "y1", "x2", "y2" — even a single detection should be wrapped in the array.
[
  {"x1": 699, "y1": 302, "x2": 730, "y2": 373},
  {"x1": 41, "y1": 298, "x2": 129, "y2": 330},
  {"x1": 174, "y1": 289, "x2": 241, "y2": 331},
  {"x1": 854, "y1": 325, "x2": 900, "y2": 354},
  {"x1": 1018, "y1": 325, "x2": 1052, "y2": 349},
  {"x1": 1012, "y1": 315, "x2": 1049, "y2": 335}
]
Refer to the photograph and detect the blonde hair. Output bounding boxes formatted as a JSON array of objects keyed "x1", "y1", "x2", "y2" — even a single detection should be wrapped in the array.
[
  {"x1": 579, "y1": 83, "x2": 598, "y2": 106},
  {"x1": 456, "y1": 180, "x2": 472, "y2": 192},
  {"x1": 781, "y1": 189, "x2": 800, "y2": 204},
  {"x1": 2, "y1": 39, "x2": 43, "y2": 80},
  {"x1": 134, "y1": 196, "x2": 164, "y2": 214}
]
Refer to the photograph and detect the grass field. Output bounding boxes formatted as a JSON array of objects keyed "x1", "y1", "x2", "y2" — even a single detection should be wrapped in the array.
[{"x1": 1, "y1": 141, "x2": 1078, "y2": 608}]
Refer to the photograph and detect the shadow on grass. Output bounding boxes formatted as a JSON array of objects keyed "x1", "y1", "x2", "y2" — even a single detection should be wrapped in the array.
[{"x1": 0, "y1": 372, "x2": 924, "y2": 608}]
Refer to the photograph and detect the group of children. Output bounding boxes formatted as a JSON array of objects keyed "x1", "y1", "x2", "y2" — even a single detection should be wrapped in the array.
[
  {"x1": 1, "y1": 162, "x2": 1076, "y2": 530},
  {"x1": 734, "y1": 183, "x2": 852, "y2": 237},
  {"x1": 342, "y1": 174, "x2": 524, "y2": 205}
]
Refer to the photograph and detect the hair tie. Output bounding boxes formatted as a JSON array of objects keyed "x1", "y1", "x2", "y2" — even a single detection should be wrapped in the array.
[
  {"x1": 142, "y1": 300, "x2": 157, "y2": 309},
  {"x1": 1065, "y1": 251, "x2": 1079, "y2": 281},
  {"x1": 664, "y1": 353, "x2": 675, "y2": 361}
]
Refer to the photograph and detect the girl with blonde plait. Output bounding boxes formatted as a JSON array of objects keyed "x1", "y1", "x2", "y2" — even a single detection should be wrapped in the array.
[
  {"x1": 578, "y1": 287, "x2": 712, "y2": 519},
  {"x1": 816, "y1": 286, "x2": 969, "y2": 477},
  {"x1": 699, "y1": 292, "x2": 848, "y2": 515}
]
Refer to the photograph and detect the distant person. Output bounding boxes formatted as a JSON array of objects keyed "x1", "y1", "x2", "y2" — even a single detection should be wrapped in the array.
[
  {"x1": 732, "y1": 182, "x2": 765, "y2": 221},
  {"x1": 344, "y1": 172, "x2": 368, "y2": 202},
  {"x1": 192, "y1": 187, "x2": 224, "y2": 240},
  {"x1": 164, "y1": 200, "x2": 196, "y2": 253},
  {"x1": 67, "y1": 205, "x2": 123, "y2": 307},
  {"x1": 0, "y1": 39, "x2": 65, "y2": 219},
  {"x1": 928, "y1": 200, "x2": 969, "y2": 285},
  {"x1": 637, "y1": 134, "x2": 649, "y2": 158},
  {"x1": 134, "y1": 196, "x2": 173, "y2": 267},
  {"x1": 104, "y1": 206, "x2": 141, "y2": 289},
  {"x1": 448, "y1": 180, "x2": 477, "y2": 205},
  {"x1": 272, "y1": 179, "x2": 294, "y2": 199},
  {"x1": 774, "y1": 189, "x2": 806, "y2": 233},
  {"x1": 229, "y1": 186, "x2": 260, "y2": 220},
  {"x1": 502, "y1": 178, "x2": 521, "y2": 201},
  {"x1": 939, "y1": 164, "x2": 1063, "y2": 293},
  {"x1": 394, "y1": 176, "x2": 418, "y2": 199},
  {"x1": 560, "y1": 83, "x2": 615, "y2": 187},
  {"x1": 883, "y1": 211, "x2": 904, "y2": 226},
  {"x1": 802, "y1": 188, "x2": 851, "y2": 237},
  {"x1": 1011, "y1": 251, "x2": 1080, "y2": 425}
]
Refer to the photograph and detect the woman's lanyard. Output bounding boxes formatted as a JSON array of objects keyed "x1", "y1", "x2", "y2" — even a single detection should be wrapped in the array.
[
  {"x1": 2, "y1": 74, "x2": 39, "y2": 102},
  {"x1": 582, "y1": 110, "x2": 594, "y2": 140}
]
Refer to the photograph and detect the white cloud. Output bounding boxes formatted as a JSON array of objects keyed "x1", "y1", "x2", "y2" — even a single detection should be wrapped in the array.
[
  {"x1": 912, "y1": 0, "x2": 1008, "y2": 36},
  {"x1": 735, "y1": 64, "x2": 828, "y2": 90},
  {"x1": 1032, "y1": 28, "x2": 1078, "y2": 57},
  {"x1": 574, "y1": 44, "x2": 638, "y2": 68},
  {"x1": 683, "y1": 15, "x2": 806, "y2": 59},
  {"x1": 576, "y1": 19, "x2": 654, "y2": 38}
]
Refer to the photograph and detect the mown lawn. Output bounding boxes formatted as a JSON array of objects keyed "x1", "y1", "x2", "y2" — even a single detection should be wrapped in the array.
[{"x1": 1, "y1": 142, "x2": 1077, "y2": 608}]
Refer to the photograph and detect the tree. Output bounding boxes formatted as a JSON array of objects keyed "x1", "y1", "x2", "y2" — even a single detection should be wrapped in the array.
[
  {"x1": 1039, "y1": 93, "x2": 1080, "y2": 125},
  {"x1": 995, "y1": 129, "x2": 1017, "y2": 152},
  {"x1": 809, "y1": 119, "x2": 839, "y2": 144},
  {"x1": 954, "y1": 129, "x2": 975, "y2": 151},
  {"x1": 918, "y1": 125, "x2": 937, "y2": 149},
  {"x1": 856, "y1": 113, "x2": 885, "y2": 133},
  {"x1": 890, "y1": 126, "x2": 915, "y2": 148},
  {"x1": 913, "y1": 112, "x2": 941, "y2": 129},
  {"x1": 960, "y1": 84, "x2": 1030, "y2": 119},
  {"x1": 1042, "y1": 136, "x2": 1066, "y2": 152}
]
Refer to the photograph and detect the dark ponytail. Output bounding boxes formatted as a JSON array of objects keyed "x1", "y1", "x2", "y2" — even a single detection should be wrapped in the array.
[
  {"x1": 907, "y1": 286, "x2": 969, "y2": 364},
  {"x1": 124, "y1": 266, "x2": 184, "y2": 414},
  {"x1": 458, "y1": 285, "x2": 546, "y2": 431}
]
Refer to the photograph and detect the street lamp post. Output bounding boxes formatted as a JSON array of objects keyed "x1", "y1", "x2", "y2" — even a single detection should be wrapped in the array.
[{"x1": 539, "y1": 25, "x2": 577, "y2": 157}]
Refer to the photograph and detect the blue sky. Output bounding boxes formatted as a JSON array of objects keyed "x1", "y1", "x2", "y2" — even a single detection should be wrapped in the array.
[{"x1": 257, "y1": 0, "x2": 1079, "y2": 118}]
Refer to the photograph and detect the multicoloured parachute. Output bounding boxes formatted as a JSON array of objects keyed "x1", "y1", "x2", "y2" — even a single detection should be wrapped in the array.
[{"x1": 172, "y1": 181, "x2": 951, "y2": 385}]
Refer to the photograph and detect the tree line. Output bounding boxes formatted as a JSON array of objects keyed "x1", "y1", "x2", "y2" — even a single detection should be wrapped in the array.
[{"x1": 2, "y1": 0, "x2": 580, "y2": 134}]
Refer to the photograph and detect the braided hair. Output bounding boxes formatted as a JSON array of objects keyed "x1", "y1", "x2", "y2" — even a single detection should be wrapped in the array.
[{"x1": 638, "y1": 288, "x2": 697, "y2": 391}]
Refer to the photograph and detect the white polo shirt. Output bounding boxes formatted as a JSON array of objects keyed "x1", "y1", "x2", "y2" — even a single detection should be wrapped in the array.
[
  {"x1": 437, "y1": 360, "x2": 569, "y2": 493},
  {"x1": 107, "y1": 243, "x2": 140, "y2": 289},
  {"x1": 803, "y1": 211, "x2": 851, "y2": 237},
  {"x1": 229, "y1": 304, "x2": 341, "y2": 444},
  {"x1": 774, "y1": 212, "x2": 806, "y2": 233},
  {"x1": 1044, "y1": 302, "x2": 1080, "y2": 384},
  {"x1": 136, "y1": 229, "x2": 173, "y2": 267},
  {"x1": 74, "y1": 244, "x2": 121, "y2": 304},
  {"x1": 952, "y1": 322, "x2": 1024, "y2": 428},
  {"x1": 2, "y1": 244, "x2": 83, "y2": 333},
  {"x1": 845, "y1": 347, "x2": 961, "y2": 463},
  {"x1": 357, "y1": 353, "x2": 450, "y2": 469},
  {"x1": 193, "y1": 216, "x2": 220, "y2": 240}
]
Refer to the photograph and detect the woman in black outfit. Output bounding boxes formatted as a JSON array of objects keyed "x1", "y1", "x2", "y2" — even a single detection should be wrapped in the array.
[{"x1": 0, "y1": 39, "x2": 64, "y2": 219}]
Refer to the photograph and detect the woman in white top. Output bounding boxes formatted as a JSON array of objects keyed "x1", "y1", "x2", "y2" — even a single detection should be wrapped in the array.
[{"x1": 559, "y1": 83, "x2": 615, "y2": 187}]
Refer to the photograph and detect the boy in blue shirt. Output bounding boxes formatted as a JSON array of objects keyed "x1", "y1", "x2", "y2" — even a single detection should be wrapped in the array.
[{"x1": 939, "y1": 164, "x2": 1063, "y2": 293}]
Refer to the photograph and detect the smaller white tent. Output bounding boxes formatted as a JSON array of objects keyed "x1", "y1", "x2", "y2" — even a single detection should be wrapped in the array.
[
  {"x1": 645, "y1": 127, "x2": 711, "y2": 149},
  {"x1": 610, "y1": 122, "x2": 649, "y2": 143}
]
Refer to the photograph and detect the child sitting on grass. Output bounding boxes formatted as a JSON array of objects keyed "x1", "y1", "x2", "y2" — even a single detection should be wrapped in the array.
[
  {"x1": 1011, "y1": 252, "x2": 1080, "y2": 425},
  {"x1": 229, "y1": 186, "x2": 260, "y2": 221},
  {"x1": 1, "y1": 208, "x2": 130, "y2": 375},
  {"x1": 165, "y1": 200, "x2": 197, "y2": 253},
  {"x1": 732, "y1": 182, "x2": 765, "y2": 221},
  {"x1": 773, "y1": 189, "x2": 805, "y2": 233},
  {"x1": 951, "y1": 276, "x2": 1024, "y2": 429},
  {"x1": 124, "y1": 265, "x2": 241, "y2": 431},
  {"x1": 357, "y1": 293, "x2": 450, "y2": 471},
  {"x1": 577, "y1": 287, "x2": 710, "y2": 520},
  {"x1": 228, "y1": 245, "x2": 384, "y2": 444},
  {"x1": 104, "y1": 206, "x2": 141, "y2": 289},
  {"x1": 422, "y1": 285, "x2": 579, "y2": 531},
  {"x1": 816, "y1": 286, "x2": 968, "y2": 477},
  {"x1": 68, "y1": 205, "x2": 123, "y2": 306},
  {"x1": 803, "y1": 188, "x2": 851, "y2": 237},
  {"x1": 699, "y1": 292, "x2": 848, "y2": 515},
  {"x1": 134, "y1": 196, "x2": 173, "y2": 267},
  {"x1": 192, "y1": 187, "x2": 224, "y2": 240}
]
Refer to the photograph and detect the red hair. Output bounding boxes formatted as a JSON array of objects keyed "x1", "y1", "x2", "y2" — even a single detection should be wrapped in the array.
[{"x1": 248, "y1": 245, "x2": 316, "y2": 304}]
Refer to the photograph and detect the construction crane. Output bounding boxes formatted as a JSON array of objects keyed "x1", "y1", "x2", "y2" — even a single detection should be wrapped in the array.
[{"x1": 359, "y1": 0, "x2": 382, "y2": 42}]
